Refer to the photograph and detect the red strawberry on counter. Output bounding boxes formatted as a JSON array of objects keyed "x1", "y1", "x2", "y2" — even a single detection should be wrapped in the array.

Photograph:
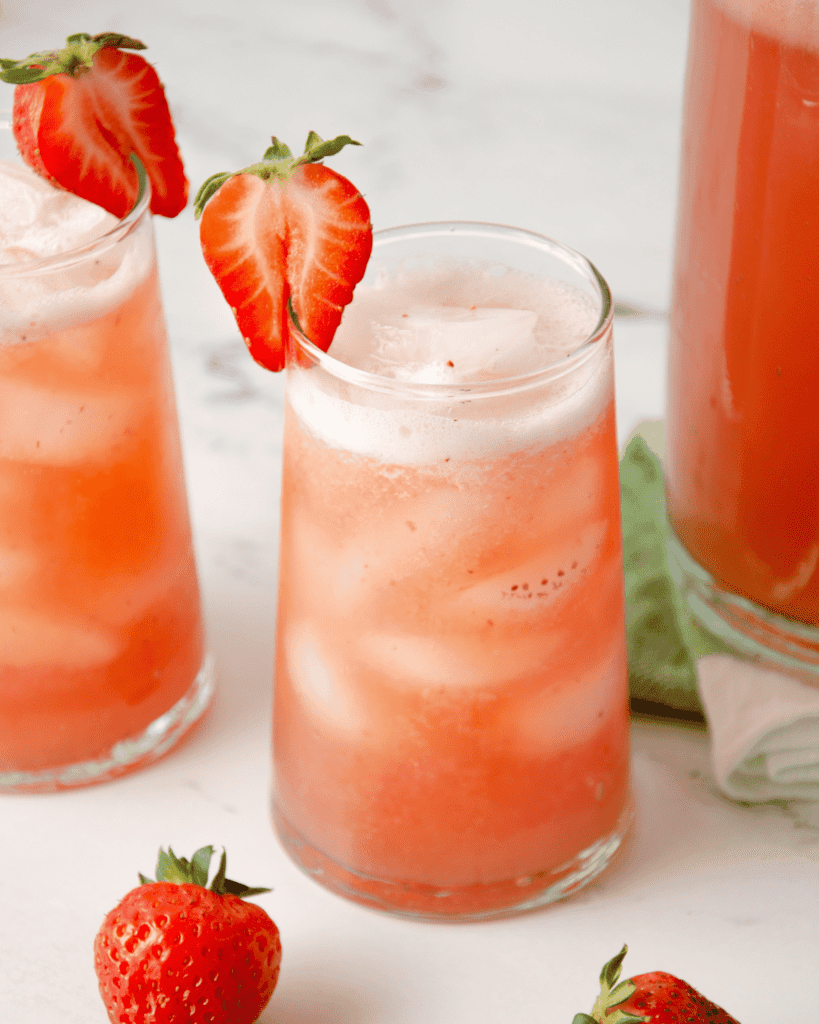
[
  {"x1": 1, "y1": 32, "x2": 188, "y2": 218},
  {"x1": 94, "y1": 845, "x2": 281, "y2": 1024},
  {"x1": 195, "y1": 132, "x2": 373, "y2": 371},
  {"x1": 573, "y1": 946, "x2": 741, "y2": 1024}
]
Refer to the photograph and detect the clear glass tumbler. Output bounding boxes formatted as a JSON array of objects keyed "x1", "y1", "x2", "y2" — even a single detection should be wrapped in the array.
[
  {"x1": 272, "y1": 222, "x2": 633, "y2": 919},
  {"x1": 0, "y1": 137, "x2": 214, "y2": 792},
  {"x1": 666, "y1": 0, "x2": 819, "y2": 671}
]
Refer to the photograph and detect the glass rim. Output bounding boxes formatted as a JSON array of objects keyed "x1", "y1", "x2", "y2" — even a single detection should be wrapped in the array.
[
  {"x1": 288, "y1": 220, "x2": 613, "y2": 400},
  {"x1": 0, "y1": 149, "x2": 152, "y2": 278}
]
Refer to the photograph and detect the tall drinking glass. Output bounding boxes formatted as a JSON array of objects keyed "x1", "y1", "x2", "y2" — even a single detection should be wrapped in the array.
[
  {"x1": 666, "y1": 0, "x2": 819, "y2": 668},
  {"x1": 272, "y1": 222, "x2": 632, "y2": 919},
  {"x1": 0, "y1": 138, "x2": 214, "y2": 792}
]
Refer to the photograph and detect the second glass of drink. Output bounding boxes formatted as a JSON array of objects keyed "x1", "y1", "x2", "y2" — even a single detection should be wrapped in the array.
[{"x1": 272, "y1": 222, "x2": 632, "y2": 919}]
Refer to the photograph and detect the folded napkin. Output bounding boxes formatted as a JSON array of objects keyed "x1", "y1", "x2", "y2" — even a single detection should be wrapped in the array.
[
  {"x1": 697, "y1": 653, "x2": 819, "y2": 801},
  {"x1": 621, "y1": 423, "x2": 819, "y2": 802}
]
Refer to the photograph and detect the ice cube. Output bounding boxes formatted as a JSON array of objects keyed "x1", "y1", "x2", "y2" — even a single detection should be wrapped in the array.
[
  {"x1": 286, "y1": 487, "x2": 486, "y2": 624},
  {"x1": 0, "y1": 467, "x2": 39, "y2": 594},
  {"x1": 92, "y1": 559, "x2": 194, "y2": 628},
  {"x1": 504, "y1": 640, "x2": 627, "y2": 755},
  {"x1": 358, "y1": 628, "x2": 566, "y2": 690},
  {"x1": 285, "y1": 516, "x2": 366, "y2": 614},
  {"x1": 0, "y1": 378, "x2": 143, "y2": 465},
  {"x1": 285, "y1": 625, "x2": 372, "y2": 736},
  {"x1": 26, "y1": 315, "x2": 115, "y2": 378},
  {"x1": 341, "y1": 304, "x2": 542, "y2": 382},
  {"x1": 0, "y1": 545, "x2": 37, "y2": 594},
  {"x1": 0, "y1": 605, "x2": 120, "y2": 668},
  {"x1": 448, "y1": 520, "x2": 610, "y2": 627}
]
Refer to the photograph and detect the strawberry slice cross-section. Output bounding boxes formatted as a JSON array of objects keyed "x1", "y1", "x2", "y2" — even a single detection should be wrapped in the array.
[
  {"x1": 195, "y1": 132, "x2": 373, "y2": 372},
  {"x1": 1, "y1": 32, "x2": 188, "y2": 218}
]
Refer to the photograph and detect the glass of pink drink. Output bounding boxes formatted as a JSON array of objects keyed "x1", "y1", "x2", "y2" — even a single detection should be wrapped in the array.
[
  {"x1": 272, "y1": 223, "x2": 632, "y2": 919},
  {"x1": 666, "y1": 0, "x2": 819, "y2": 667},
  {"x1": 0, "y1": 149, "x2": 214, "y2": 792}
]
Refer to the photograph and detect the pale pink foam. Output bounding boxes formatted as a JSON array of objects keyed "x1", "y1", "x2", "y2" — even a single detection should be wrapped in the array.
[
  {"x1": 288, "y1": 266, "x2": 611, "y2": 464},
  {"x1": 0, "y1": 160, "x2": 116, "y2": 259},
  {"x1": 0, "y1": 160, "x2": 153, "y2": 338}
]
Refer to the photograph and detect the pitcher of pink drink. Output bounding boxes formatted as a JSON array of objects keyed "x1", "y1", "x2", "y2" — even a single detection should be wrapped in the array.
[{"x1": 666, "y1": 0, "x2": 819, "y2": 670}]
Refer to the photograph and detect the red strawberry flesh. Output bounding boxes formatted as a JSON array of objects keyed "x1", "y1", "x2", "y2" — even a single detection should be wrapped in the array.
[
  {"x1": 196, "y1": 132, "x2": 372, "y2": 371},
  {"x1": 3, "y1": 33, "x2": 188, "y2": 218}
]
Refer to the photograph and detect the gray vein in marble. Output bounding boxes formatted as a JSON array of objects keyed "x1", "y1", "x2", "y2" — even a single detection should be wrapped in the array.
[
  {"x1": 358, "y1": 0, "x2": 449, "y2": 96},
  {"x1": 204, "y1": 339, "x2": 272, "y2": 404},
  {"x1": 212, "y1": 536, "x2": 276, "y2": 590},
  {"x1": 184, "y1": 778, "x2": 239, "y2": 815}
]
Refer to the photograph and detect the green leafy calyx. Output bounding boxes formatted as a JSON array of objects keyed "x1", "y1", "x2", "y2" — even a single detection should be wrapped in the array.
[
  {"x1": 193, "y1": 131, "x2": 362, "y2": 219},
  {"x1": 139, "y1": 846, "x2": 270, "y2": 899},
  {"x1": 0, "y1": 32, "x2": 146, "y2": 85},
  {"x1": 576, "y1": 946, "x2": 649, "y2": 1024}
]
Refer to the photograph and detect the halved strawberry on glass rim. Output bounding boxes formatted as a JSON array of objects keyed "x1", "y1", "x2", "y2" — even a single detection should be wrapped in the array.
[
  {"x1": 0, "y1": 31, "x2": 188, "y2": 218},
  {"x1": 195, "y1": 133, "x2": 373, "y2": 372}
]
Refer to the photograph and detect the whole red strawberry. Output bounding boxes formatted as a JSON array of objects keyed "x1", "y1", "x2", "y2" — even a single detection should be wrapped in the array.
[
  {"x1": 94, "y1": 846, "x2": 281, "y2": 1024},
  {"x1": 573, "y1": 946, "x2": 741, "y2": 1024},
  {"x1": 0, "y1": 32, "x2": 188, "y2": 218},
  {"x1": 195, "y1": 132, "x2": 373, "y2": 371}
]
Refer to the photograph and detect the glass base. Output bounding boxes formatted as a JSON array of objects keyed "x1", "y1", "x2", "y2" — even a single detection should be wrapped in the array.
[
  {"x1": 0, "y1": 653, "x2": 216, "y2": 793},
  {"x1": 667, "y1": 531, "x2": 819, "y2": 676},
  {"x1": 272, "y1": 799, "x2": 634, "y2": 921}
]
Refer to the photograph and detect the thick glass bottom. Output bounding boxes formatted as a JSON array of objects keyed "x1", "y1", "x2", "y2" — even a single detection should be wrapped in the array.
[
  {"x1": 0, "y1": 653, "x2": 216, "y2": 793},
  {"x1": 667, "y1": 529, "x2": 819, "y2": 676},
  {"x1": 272, "y1": 798, "x2": 633, "y2": 921}
]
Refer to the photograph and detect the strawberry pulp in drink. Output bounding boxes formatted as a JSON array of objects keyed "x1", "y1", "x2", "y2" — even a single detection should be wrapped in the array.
[
  {"x1": 272, "y1": 224, "x2": 632, "y2": 918},
  {"x1": 666, "y1": 0, "x2": 819, "y2": 624},
  {"x1": 0, "y1": 161, "x2": 210, "y2": 788}
]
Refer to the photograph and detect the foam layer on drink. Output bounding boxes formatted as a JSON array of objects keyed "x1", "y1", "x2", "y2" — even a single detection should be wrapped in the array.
[
  {"x1": 0, "y1": 160, "x2": 152, "y2": 340},
  {"x1": 330, "y1": 263, "x2": 597, "y2": 383},
  {"x1": 713, "y1": 0, "x2": 819, "y2": 49},
  {"x1": 0, "y1": 160, "x2": 117, "y2": 259},
  {"x1": 287, "y1": 263, "x2": 611, "y2": 464}
]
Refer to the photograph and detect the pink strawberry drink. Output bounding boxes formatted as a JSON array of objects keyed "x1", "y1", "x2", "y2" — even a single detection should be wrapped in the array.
[
  {"x1": 273, "y1": 223, "x2": 633, "y2": 919},
  {"x1": 666, "y1": 0, "x2": 819, "y2": 659},
  {"x1": 0, "y1": 156, "x2": 213, "y2": 791}
]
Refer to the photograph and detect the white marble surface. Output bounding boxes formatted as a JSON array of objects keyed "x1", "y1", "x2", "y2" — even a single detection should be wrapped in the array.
[{"x1": 1, "y1": 0, "x2": 817, "y2": 1021}]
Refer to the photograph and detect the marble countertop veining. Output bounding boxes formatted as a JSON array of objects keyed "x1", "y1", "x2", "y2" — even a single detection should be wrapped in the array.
[{"x1": 1, "y1": 1, "x2": 818, "y2": 1021}]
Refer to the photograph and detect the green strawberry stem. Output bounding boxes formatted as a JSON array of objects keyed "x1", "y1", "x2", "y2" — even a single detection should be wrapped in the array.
[
  {"x1": 128, "y1": 153, "x2": 147, "y2": 214},
  {"x1": 0, "y1": 32, "x2": 146, "y2": 84},
  {"x1": 193, "y1": 131, "x2": 362, "y2": 219},
  {"x1": 139, "y1": 846, "x2": 271, "y2": 899},
  {"x1": 577, "y1": 946, "x2": 649, "y2": 1024},
  {"x1": 288, "y1": 298, "x2": 307, "y2": 339}
]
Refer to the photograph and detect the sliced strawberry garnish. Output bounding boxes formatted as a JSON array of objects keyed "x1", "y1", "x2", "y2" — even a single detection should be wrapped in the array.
[
  {"x1": 195, "y1": 133, "x2": 373, "y2": 372},
  {"x1": 1, "y1": 32, "x2": 188, "y2": 218}
]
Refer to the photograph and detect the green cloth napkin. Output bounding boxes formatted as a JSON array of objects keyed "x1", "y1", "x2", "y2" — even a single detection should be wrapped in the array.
[{"x1": 620, "y1": 434, "x2": 728, "y2": 721}]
